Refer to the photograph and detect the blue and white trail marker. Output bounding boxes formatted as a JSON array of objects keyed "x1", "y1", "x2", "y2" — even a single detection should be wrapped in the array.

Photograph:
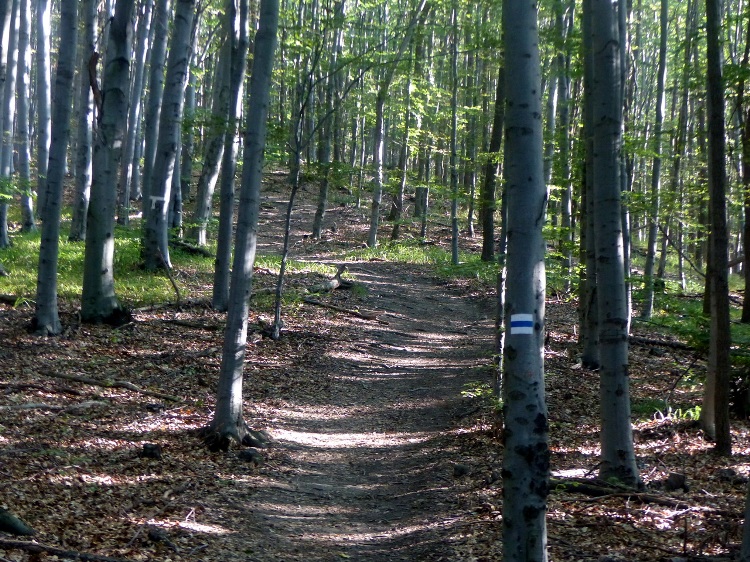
[{"x1": 510, "y1": 314, "x2": 534, "y2": 335}]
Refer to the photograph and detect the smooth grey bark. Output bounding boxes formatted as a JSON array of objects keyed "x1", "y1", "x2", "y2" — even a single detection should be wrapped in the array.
[
  {"x1": 34, "y1": 0, "x2": 50, "y2": 216},
  {"x1": 212, "y1": 0, "x2": 250, "y2": 312},
  {"x1": 180, "y1": 60, "x2": 197, "y2": 203},
  {"x1": 480, "y1": 70, "x2": 505, "y2": 262},
  {"x1": 501, "y1": 0, "x2": 548, "y2": 558},
  {"x1": 640, "y1": 0, "x2": 667, "y2": 320},
  {"x1": 191, "y1": 25, "x2": 231, "y2": 246},
  {"x1": 142, "y1": 0, "x2": 196, "y2": 270},
  {"x1": 117, "y1": 0, "x2": 153, "y2": 225},
  {"x1": 702, "y1": 0, "x2": 731, "y2": 455},
  {"x1": 312, "y1": 0, "x2": 345, "y2": 240},
  {"x1": 590, "y1": 0, "x2": 639, "y2": 487},
  {"x1": 0, "y1": 0, "x2": 18, "y2": 248},
  {"x1": 580, "y1": 0, "x2": 599, "y2": 370},
  {"x1": 388, "y1": 63, "x2": 410, "y2": 241},
  {"x1": 208, "y1": 0, "x2": 278, "y2": 449},
  {"x1": 16, "y1": 0, "x2": 32, "y2": 232},
  {"x1": 0, "y1": 0, "x2": 11, "y2": 250},
  {"x1": 32, "y1": 0, "x2": 77, "y2": 335},
  {"x1": 449, "y1": 0, "x2": 459, "y2": 266},
  {"x1": 367, "y1": 0, "x2": 430, "y2": 248},
  {"x1": 140, "y1": 0, "x2": 170, "y2": 209},
  {"x1": 80, "y1": 0, "x2": 135, "y2": 324},
  {"x1": 68, "y1": 0, "x2": 97, "y2": 242},
  {"x1": 555, "y1": 1, "x2": 574, "y2": 291}
]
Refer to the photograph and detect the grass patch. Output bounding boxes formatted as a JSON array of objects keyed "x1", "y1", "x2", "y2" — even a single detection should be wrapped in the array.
[
  {"x1": 348, "y1": 240, "x2": 498, "y2": 285},
  {"x1": 0, "y1": 225, "x2": 339, "y2": 309}
]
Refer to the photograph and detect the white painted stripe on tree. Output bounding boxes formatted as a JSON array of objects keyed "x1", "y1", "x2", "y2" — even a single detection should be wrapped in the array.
[{"x1": 510, "y1": 314, "x2": 534, "y2": 335}]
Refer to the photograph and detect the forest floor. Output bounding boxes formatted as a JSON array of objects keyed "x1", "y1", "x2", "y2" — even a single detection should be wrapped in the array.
[{"x1": 1, "y1": 175, "x2": 749, "y2": 561}]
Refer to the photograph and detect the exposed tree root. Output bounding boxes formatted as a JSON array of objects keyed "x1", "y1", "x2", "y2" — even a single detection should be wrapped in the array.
[
  {"x1": 0, "y1": 538, "x2": 135, "y2": 562},
  {"x1": 41, "y1": 371, "x2": 181, "y2": 402}
]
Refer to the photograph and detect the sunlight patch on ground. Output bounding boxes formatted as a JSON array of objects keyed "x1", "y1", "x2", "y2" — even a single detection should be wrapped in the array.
[
  {"x1": 273, "y1": 428, "x2": 434, "y2": 448},
  {"x1": 297, "y1": 514, "x2": 474, "y2": 545},
  {"x1": 147, "y1": 518, "x2": 234, "y2": 536}
]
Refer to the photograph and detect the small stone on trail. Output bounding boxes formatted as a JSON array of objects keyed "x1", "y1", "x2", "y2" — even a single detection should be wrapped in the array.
[
  {"x1": 453, "y1": 463, "x2": 470, "y2": 478},
  {"x1": 141, "y1": 443, "x2": 163, "y2": 460},
  {"x1": 664, "y1": 472, "x2": 688, "y2": 492},
  {"x1": 238, "y1": 448, "x2": 264, "y2": 466}
]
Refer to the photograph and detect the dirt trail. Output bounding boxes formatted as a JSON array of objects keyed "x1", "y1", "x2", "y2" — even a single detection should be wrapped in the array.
[{"x1": 210, "y1": 257, "x2": 496, "y2": 561}]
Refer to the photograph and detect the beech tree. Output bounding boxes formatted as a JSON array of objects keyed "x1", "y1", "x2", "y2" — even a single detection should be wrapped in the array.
[
  {"x1": 207, "y1": 0, "x2": 278, "y2": 449},
  {"x1": 701, "y1": 0, "x2": 731, "y2": 454},
  {"x1": 34, "y1": 0, "x2": 50, "y2": 217},
  {"x1": 68, "y1": 0, "x2": 97, "y2": 242},
  {"x1": 80, "y1": 0, "x2": 136, "y2": 324},
  {"x1": 32, "y1": 0, "x2": 77, "y2": 335},
  {"x1": 213, "y1": 0, "x2": 250, "y2": 311},
  {"x1": 589, "y1": 0, "x2": 639, "y2": 487},
  {"x1": 501, "y1": 0, "x2": 549, "y2": 558},
  {"x1": 142, "y1": 0, "x2": 196, "y2": 271}
]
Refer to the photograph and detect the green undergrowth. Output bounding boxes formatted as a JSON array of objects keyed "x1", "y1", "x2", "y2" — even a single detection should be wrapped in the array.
[
  {"x1": 0, "y1": 224, "x2": 339, "y2": 309},
  {"x1": 349, "y1": 241, "x2": 499, "y2": 286}
]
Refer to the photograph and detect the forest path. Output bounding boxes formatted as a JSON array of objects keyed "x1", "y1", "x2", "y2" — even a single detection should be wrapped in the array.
[{"x1": 215, "y1": 221, "x2": 497, "y2": 561}]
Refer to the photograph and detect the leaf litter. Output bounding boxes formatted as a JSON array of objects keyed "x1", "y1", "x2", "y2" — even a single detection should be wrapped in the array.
[{"x1": 0, "y1": 184, "x2": 748, "y2": 561}]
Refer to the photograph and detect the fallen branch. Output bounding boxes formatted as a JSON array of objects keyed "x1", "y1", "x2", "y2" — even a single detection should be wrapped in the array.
[
  {"x1": 0, "y1": 539, "x2": 134, "y2": 562},
  {"x1": 302, "y1": 297, "x2": 387, "y2": 324},
  {"x1": 0, "y1": 400, "x2": 107, "y2": 413},
  {"x1": 308, "y1": 264, "x2": 353, "y2": 293},
  {"x1": 551, "y1": 478, "x2": 738, "y2": 517},
  {"x1": 629, "y1": 335, "x2": 693, "y2": 351},
  {"x1": 0, "y1": 294, "x2": 17, "y2": 305},
  {"x1": 41, "y1": 372, "x2": 181, "y2": 403},
  {"x1": 0, "y1": 508, "x2": 35, "y2": 535},
  {"x1": 170, "y1": 238, "x2": 214, "y2": 257}
]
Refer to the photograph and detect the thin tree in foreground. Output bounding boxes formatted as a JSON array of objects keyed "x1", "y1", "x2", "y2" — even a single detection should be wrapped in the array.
[
  {"x1": 501, "y1": 0, "x2": 549, "y2": 558},
  {"x1": 206, "y1": 0, "x2": 279, "y2": 450}
]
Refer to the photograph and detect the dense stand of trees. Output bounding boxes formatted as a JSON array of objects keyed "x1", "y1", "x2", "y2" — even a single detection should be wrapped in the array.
[{"x1": 3, "y1": 0, "x2": 750, "y2": 555}]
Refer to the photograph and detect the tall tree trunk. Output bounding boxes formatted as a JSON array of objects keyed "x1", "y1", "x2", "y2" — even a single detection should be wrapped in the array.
[
  {"x1": 34, "y1": 0, "x2": 50, "y2": 216},
  {"x1": 142, "y1": 0, "x2": 196, "y2": 271},
  {"x1": 140, "y1": 0, "x2": 170, "y2": 209},
  {"x1": 367, "y1": 0, "x2": 430, "y2": 248},
  {"x1": 117, "y1": 0, "x2": 153, "y2": 225},
  {"x1": 702, "y1": 0, "x2": 731, "y2": 455},
  {"x1": 208, "y1": 0, "x2": 278, "y2": 450},
  {"x1": 449, "y1": 0, "x2": 459, "y2": 266},
  {"x1": 16, "y1": 0, "x2": 32, "y2": 232},
  {"x1": 580, "y1": 0, "x2": 599, "y2": 370},
  {"x1": 556, "y1": 1, "x2": 574, "y2": 292},
  {"x1": 68, "y1": 0, "x2": 97, "y2": 242},
  {"x1": 590, "y1": 0, "x2": 639, "y2": 487},
  {"x1": 480, "y1": 69, "x2": 505, "y2": 262},
  {"x1": 80, "y1": 0, "x2": 135, "y2": 324},
  {"x1": 501, "y1": 0, "x2": 549, "y2": 557},
  {"x1": 32, "y1": 0, "x2": 78, "y2": 335},
  {"x1": 640, "y1": 0, "x2": 667, "y2": 320},
  {"x1": 0, "y1": 0, "x2": 18, "y2": 248},
  {"x1": 212, "y1": 0, "x2": 249, "y2": 312},
  {"x1": 191, "y1": 25, "x2": 231, "y2": 246}
]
